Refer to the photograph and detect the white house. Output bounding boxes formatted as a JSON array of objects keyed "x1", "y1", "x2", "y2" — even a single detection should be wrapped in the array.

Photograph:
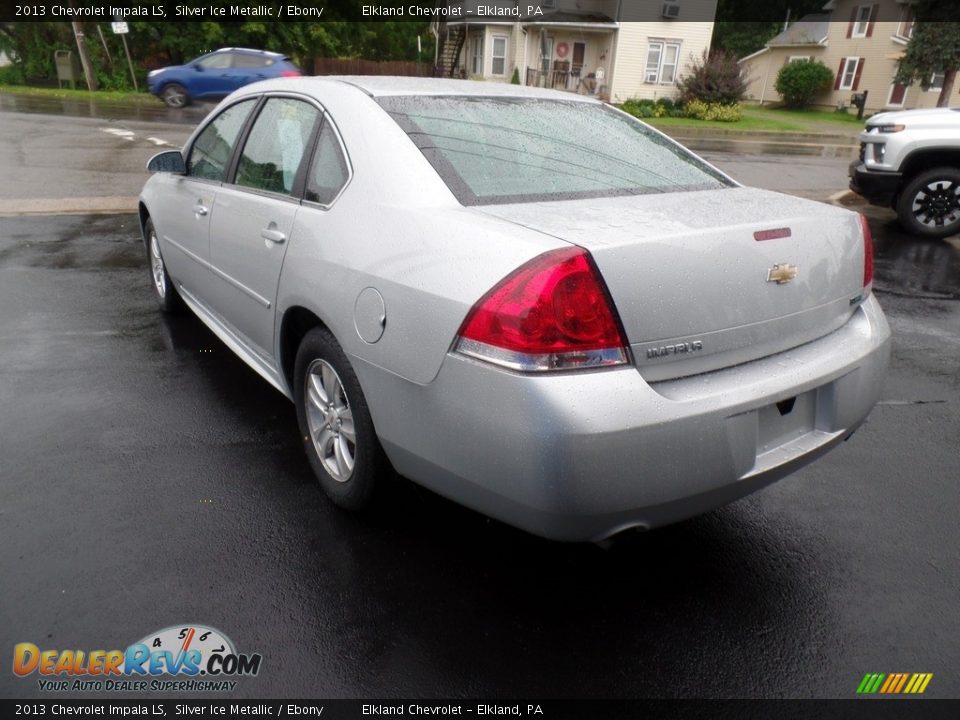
[{"x1": 433, "y1": 0, "x2": 718, "y2": 103}]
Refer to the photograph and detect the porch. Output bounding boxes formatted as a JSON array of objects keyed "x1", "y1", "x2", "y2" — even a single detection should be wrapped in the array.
[{"x1": 520, "y1": 23, "x2": 617, "y2": 97}]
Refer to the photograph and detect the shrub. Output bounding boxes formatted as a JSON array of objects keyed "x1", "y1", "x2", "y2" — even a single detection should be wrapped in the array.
[
  {"x1": 680, "y1": 49, "x2": 747, "y2": 105},
  {"x1": 510, "y1": 67, "x2": 520, "y2": 84},
  {"x1": 774, "y1": 59, "x2": 834, "y2": 109},
  {"x1": 620, "y1": 98, "x2": 676, "y2": 120},
  {"x1": 684, "y1": 100, "x2": 743, "y2": 122}
]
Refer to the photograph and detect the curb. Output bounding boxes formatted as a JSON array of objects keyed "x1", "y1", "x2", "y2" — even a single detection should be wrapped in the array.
[{"x1": 0, "y1": 197, "x2": 139, "y2": 217}]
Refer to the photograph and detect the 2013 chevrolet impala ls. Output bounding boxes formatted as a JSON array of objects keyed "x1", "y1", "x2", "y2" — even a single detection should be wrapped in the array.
[{"x1": 139, "y1": 77, "x2": 890, "y2": 541}]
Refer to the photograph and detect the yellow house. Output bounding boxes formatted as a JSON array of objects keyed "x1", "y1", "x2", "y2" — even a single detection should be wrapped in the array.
[
  {"x1": 740, "y1": 0, "x2": 959, "y2": 112},
  {"x1": 433, "y1": 0, "x2": 717, "y2": 104}
]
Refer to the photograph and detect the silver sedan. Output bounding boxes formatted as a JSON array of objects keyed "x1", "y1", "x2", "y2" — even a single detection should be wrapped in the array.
[{"x1": 139, "y1": 77, "x2": 890, "y2": 541}]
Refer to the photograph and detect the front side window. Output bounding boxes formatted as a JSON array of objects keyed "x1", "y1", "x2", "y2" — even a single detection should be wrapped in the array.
[
  {"x1": 306, "y1": 121, "x2": 350, "y2": 205},
  {"x1": 492, "y1": 37, "x2": 508, "y2": 76},
  {"x1": 645, "y1": 41, "x2": 681, "y2": 84},
  {"x1": 379, "y1": 96, "x2": 732, "y2": 206},
  {"x1": 236, "y1": 98, "x2": 321, "y2": 195},
  {"x1": 196, "y1": 52, "x2": 232, "y2": 70},
  {"x1": 187, "y1": 99, "x2": 257, "y2": 181}
]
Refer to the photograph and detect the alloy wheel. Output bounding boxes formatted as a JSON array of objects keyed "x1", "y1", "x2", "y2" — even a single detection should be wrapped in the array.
[
  {"x1": 911, "y1": 179, "x2": 960, "y2": 230},
  {"x1": 150, "y1": 231, "x2": 166, "y2": 299},
  {"x1": 304, "y1": 359, "x2": 356, "y2": 482}
]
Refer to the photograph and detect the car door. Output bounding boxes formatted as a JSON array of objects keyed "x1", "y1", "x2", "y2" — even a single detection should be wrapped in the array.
[
  {"x1": 206, "y1": 95, "x2": 322, "y2": 357},
  {"x1": 230, "y1": 52, "x2": 272, "y2": 89},
  {"x1": 190, "y1": 51, "x2": 235, "y2": 98},
  {"x1": 150, "y1": 97, "x2": 258, "y2": 297}
]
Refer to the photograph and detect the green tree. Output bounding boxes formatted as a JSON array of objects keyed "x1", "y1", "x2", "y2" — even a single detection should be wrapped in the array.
[
  {"x1": 894, "y1": 1, "x2": 960, "y2": 107},
  {"x1": 774, "y1": 59, "x2": 834, "y2": 109}
]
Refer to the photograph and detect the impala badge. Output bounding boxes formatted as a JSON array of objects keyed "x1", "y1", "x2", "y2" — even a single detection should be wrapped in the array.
[{"x1": 767, "y1": 263, "x2": 798, "y2": 284}]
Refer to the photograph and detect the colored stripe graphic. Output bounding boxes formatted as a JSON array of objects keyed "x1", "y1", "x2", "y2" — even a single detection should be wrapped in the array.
[{"x1": 857, "y1": 673, "x2": 932, "y2": 695}]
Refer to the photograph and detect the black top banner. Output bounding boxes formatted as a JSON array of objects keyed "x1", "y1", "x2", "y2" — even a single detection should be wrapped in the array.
[
  {"x1": 3, "y1": 700, "x2": 960, "y2": 720},
  {"x1": 0, "y1": 0, "x2": 922, "y2": 24}
]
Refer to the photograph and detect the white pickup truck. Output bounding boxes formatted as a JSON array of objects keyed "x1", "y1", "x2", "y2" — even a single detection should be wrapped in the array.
[{"x1": 849, "y1": 107, "x2": 960, "y2": 238}]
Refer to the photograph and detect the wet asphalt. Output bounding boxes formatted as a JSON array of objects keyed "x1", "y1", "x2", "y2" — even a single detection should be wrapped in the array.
[{"x1": 0, "y1": 98, "x2": 959, "y2": 701}]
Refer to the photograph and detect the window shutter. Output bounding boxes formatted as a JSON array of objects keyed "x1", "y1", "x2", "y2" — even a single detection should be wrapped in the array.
[
  {"x1": 852, "y1": 58, "x2": 865, "y2": 90},
  {"x1": 835, "y1": 59, "x2": 845, "y2": 90},
  {"x1": 846, "y1": 7, "x2": 858, "y2": 38},
  {"x1": 866, "y1": 5, "x2": 879, "y2": 37}
]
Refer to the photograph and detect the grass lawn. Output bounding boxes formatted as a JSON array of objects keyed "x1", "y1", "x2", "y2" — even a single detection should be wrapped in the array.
[
  {"x1": 645, "y1": 105, "x2": 866, "y2": 134},
  {"x1": 0, "y1": 85, "x2": 152, "y2": 104}
]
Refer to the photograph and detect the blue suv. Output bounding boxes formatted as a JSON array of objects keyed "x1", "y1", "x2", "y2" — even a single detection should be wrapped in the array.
[{"x1": 147, "y1": 48, "x2": 301, "y2": 108}]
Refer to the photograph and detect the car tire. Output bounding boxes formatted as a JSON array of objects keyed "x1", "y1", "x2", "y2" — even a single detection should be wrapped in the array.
[
  {"x1": 294, "y1": 327, "x2": 387, "y2": 511},
  {"x1": 160, "y1": 83, "x2": 190, "y2": 108},
  {"x1": 895, "y1": 167, "x2": 960, "y2": 239},
  {"x1": 144, "y1": 218, "x2": 184, "y2": 313}
]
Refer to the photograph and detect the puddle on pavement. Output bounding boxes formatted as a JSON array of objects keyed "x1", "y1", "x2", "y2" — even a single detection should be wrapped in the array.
[{"x1": 865, "y1": 207, "x2": 960, "y2": 300}]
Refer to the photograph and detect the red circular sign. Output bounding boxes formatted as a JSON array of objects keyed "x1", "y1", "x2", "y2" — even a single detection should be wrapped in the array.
[{"x1": 556, "y1": 42, "x2": 569, "y2": 58}]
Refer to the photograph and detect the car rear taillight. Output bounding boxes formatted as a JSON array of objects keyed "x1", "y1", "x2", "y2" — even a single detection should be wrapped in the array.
[
  {"x1": 859, "y1": 213, "x2": 874, "y2": 290},
  {"x1": 454, "y1": 247, "x2": 629, "y2": 372},
  {"x1": 280, "y1": 70, "x2": 302, "y2": 78}
]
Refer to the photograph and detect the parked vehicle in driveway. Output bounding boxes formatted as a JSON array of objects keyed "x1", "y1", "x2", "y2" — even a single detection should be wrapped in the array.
[
  {"x1": 139, "y1": 77, "x2": 890, "y2": 541},
  {"x1": 146, "y1": 48, "x2": 300, "y2": 108},
  {"x1": 850, "y1": 107, "x2": 960, "y2": 238}
]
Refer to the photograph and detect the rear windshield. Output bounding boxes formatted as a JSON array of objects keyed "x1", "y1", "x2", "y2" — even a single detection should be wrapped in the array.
[{"x1": 377, "y1": 96, "x2": 732, "y2": 205}]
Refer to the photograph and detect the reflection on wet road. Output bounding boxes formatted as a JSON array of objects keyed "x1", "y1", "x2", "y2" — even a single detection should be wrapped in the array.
[{"x1": 0, "y1": 91, "x2": 213, "y2": 125}]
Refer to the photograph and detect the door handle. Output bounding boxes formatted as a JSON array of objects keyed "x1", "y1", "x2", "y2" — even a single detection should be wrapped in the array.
[
  {"x1": 260, "y1": 228, "x2": 286, "y2": 244},
  {"x1": 193, "y1": 203, "x2": 208, "y2": 216}
]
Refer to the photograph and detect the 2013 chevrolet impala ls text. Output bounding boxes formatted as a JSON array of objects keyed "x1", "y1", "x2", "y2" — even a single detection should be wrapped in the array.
[{"x1": 139, "y1": 77, "x2": 890, "y2": 541}]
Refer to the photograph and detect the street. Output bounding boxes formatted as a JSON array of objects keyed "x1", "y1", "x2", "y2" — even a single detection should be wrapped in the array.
[{"x1": 0, "y1": 100, "x2": 958, "y2": 700}]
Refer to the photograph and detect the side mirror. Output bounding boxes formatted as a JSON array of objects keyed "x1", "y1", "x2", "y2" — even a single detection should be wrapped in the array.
[
  {"x1": 147, "y1": 150, "x2": 186, "y2": 174},
  {"x1": 194, "y1": 64, "x2": 204, "y2": 72}
]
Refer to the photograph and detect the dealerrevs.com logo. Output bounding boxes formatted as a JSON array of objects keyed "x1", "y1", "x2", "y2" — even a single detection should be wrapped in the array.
[{"x1": 13, "y1": 624, "x2": 262, "y2": 692}]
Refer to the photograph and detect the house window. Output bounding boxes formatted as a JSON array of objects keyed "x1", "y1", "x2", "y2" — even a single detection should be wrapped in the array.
[
  {"x1": 469, "y1": 35, "x2": 483, "y2": 76},
  {"x1": 897, "y1": 7, "x2": 914, "y2": 39},
  {"x1": 492, "y1": 36, "x2": 508, "y2": 76},
  {"x1": 788, "y1": 56, "x2": 811, "y2": 63},
  {"x1": 540, "y1": 36, "x2": 553, "y2": 74},
  {"x1": 852, "y1": 5, "x2": 872, "y2": 37},
  {"x1": 645, "y1": 40, "x2": 681, "y2": 84},
  {"x1": 839, "y1": 57, "x2": 860, "y2": 90},
  {"x1": 929, "y1": 72, "x2": 945, "y2": 91}
]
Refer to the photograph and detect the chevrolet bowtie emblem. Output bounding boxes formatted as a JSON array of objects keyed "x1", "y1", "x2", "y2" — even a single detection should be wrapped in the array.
[{"x1": 767, "y1": 263, "x2": 798, "y2": 284}]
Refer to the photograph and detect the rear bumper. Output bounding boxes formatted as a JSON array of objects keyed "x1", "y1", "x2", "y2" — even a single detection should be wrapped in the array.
[
  {"x1": 357, "y1": 296, "x2": 891, "y2": 542},
  {"x1": 849, "y1": 161, "x2": 902, "y2": 207}
]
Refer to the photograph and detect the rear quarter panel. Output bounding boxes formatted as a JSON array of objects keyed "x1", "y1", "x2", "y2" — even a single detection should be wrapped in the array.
[{"x1": 275, "y1": 82, "x2": 566, "y2": 386}]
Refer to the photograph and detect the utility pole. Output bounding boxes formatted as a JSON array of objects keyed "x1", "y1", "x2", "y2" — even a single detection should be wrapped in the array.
[{"x1": 70, "y1": 21, "x2": 99, "y2": 90}]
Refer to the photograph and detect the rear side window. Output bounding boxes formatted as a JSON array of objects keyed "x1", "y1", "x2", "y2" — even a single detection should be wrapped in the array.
[
  {"x1": 235, "y1": 98, "x2": 321, "y2": 195},
  {"x1": 187, "y1": 99, "x2": 256, "y2": 181},
  {"x1": 306, "y1": 122, "x2": 349, "y2": 205},
  {"x1": 234, "y1": 54, "x2": 272, "y2": 68},
  {"x1": 378, "y1": 96, "x2": 732, "y2": 205}
]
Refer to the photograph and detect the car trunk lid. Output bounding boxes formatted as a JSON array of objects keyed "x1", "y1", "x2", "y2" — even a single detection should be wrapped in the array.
[{"x1": 475, "y1": 187, "x2": 868, "y2": 382}]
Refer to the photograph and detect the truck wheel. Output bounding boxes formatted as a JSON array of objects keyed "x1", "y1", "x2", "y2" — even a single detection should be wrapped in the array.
[{"x1": 896, "y1": 167, "x2": 960, "y2": 238}]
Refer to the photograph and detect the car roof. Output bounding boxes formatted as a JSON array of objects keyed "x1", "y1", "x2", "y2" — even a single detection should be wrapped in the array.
[
  {"x1": 250, "y1": 75, "x2": 601, "y2": 102},
  {"x1": 215, "y1": 47, "x2": 284, "y2": 57}
]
